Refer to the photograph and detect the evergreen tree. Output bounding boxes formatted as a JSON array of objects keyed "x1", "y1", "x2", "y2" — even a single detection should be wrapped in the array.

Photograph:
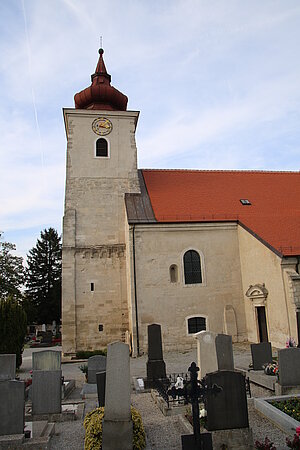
[
  {"x1": 0, "y1": 232, "x2": 24, "y2": 300},
  {"x1": 25, "y1": 228, "x2": 61, "y2": 324},
  {"x1": 0, "y1": 296, "x2": 27, "y2": 368}
]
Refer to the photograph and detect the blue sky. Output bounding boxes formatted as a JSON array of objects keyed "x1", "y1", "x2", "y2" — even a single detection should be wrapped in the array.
[{"x1": 1, "y1": 0, "x2": 300, "y2": 259}]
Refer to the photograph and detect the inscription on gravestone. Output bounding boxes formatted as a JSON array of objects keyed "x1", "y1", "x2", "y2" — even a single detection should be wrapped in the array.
[
  {"x1": 206, "y1": 370, "x2": 249, "y2": 431},
  {"x1": 146, "y1": 324, "x2": 166, "y2": 380}
]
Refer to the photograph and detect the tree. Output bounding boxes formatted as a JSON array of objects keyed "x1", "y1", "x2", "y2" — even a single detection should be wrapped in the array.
[
  {"x1": 25, "y1": 228, "x2": 62, "y2": 324},
  {"x1": 0, "y1": 296, "x2": 27, "y2": 368},
  {"x1": 0, "y1": 232, "x2": 24, "y2": 300}
]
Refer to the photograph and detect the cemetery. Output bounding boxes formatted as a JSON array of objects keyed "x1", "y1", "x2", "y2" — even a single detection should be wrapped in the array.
[{"x1": 1, "y1": 328, "x2": 300, "y2": 449}]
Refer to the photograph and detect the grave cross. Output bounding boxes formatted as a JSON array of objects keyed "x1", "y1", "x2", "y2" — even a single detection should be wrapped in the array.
[{"x1": 168, "y1": 362, "x2": 222, "y2": 450}]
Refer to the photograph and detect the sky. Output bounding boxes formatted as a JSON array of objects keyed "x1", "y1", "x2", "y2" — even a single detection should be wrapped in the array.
[{"x1": 1, "y1": 0, "x2": 300, "y2": 260}]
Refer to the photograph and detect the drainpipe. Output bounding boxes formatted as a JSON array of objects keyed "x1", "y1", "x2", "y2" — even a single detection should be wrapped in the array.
[{"x1": 132, "y1": 225, "x2": 140, "y2": 356}]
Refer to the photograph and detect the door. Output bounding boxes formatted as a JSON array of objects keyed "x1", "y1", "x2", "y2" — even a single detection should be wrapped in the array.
[{"x1": 257, "y1": 306, "x2": 268, "y2": 342}]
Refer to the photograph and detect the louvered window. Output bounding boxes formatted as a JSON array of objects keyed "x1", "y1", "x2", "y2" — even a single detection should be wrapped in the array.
[
  {"x1": 188, "y1": 317, "x2": 206, "y2": 334},
  {"x1": 184, "y1": 250, "x2": 202, "y2": 284},
  {"x1": 96, "y1": 138, "x2": 108, "y2": 157}
]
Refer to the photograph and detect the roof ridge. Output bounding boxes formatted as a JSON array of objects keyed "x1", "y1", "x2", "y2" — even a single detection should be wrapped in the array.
[{"x1": 141, "y1": 168, "x2": 300, "y2": 174}]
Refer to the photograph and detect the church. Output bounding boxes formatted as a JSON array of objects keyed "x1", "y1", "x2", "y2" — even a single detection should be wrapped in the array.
[{"x1": 62, "y1": 47, "x2": 300, "y2": 357}]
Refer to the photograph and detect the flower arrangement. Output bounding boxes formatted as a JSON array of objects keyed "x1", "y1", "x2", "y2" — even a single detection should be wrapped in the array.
[
  {"x1": 286, "y1": 337, "x2": 297, "y2": 348},
  {"x1": 255, "y1": 436, "x2": 276, "y2": 449},
  {"x1": 272, "y1": 397, "x2": 300, "y2": 422}
]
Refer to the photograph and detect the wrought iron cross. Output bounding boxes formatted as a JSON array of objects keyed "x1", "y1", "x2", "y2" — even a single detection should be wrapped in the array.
[{"x1": 168, "y1": 362, "x2": 222, "y2": 448}]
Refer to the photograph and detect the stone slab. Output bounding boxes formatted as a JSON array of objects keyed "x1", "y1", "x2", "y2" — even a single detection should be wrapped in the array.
[
  {"x1": 278, "y1": 348, "x2": 300, "y2": 386},
  {"x1": 0, "y1": 380, "x2": 25, "y2": 436},
  {"x1": 87, "y1": 355, "x2": 106, "y2": 384},
  {"x1": 251, "y1": 343, "x2": 272, "y2": 371},
  {"x1": 96, "y1": 371, "x2": 106, "y2": 407},
  {"x1": 212, "y1": 427, "x2": 254, "y2": 450},
  {"x1": 147, "y1": 324, "x2": 164, "y2": 361},
  {"x1": 80, "y1": 383, "x2": 97, "y2": 399},
  {"x1": 206, "y1": 370, "x2": 249, "y2": 431},
  {"x1": 32, "y1": 370, "x2": 61, "y2": 415},
  {"x1": 254, "y1": 395, "x2": 300, "y2": 435},
  {"x1": 102, "y1": 420, "x2": 133, "y2": 450},
  {"x1": 32, "y1": 351, "x2": 61, "y2": 371},
  {"x1": 0, "y1": 354, "x2": 16, "y2": 381},
  {"x1": 215, "y1": 334, "x2": 234, "y2": 371},
  {"x1": 195, "y1": 331, "x2": 218, "y2": 379},
  {"x1": 146, "y1": 360, "x2": 166, "y2": 380}
]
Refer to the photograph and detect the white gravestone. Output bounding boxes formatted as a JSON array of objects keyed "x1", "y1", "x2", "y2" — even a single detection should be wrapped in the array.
[{"x1": 102, "y1": 342, "x2": 133, "y2": 450}]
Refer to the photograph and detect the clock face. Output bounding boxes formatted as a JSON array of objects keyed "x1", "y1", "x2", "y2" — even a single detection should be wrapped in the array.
[{"x1": 92, "y1": 117, "x2": 113, "y2": 136}]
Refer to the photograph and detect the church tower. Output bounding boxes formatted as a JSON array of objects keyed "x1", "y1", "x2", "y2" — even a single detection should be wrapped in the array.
[{"x1": 62, "y1": 48, "x2": 140, "y2": 355}]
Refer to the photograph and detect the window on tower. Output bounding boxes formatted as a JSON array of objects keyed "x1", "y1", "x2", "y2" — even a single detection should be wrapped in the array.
[{"x1": 96, "y1": 138, "x2": 108, "y2": 157}]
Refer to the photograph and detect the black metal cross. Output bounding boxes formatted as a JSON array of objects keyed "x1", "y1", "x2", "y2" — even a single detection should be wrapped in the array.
[{"x1": 168, "y1": 362, "x2": 222, "y2": 450}]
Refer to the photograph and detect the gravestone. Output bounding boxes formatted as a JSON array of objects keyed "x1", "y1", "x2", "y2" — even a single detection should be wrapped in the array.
[
  {"x1": 102, "y1": 342, "x2": 132, "y2": 450},
  {"x1": 251, "y1": 342, "x2": 272, "y2": 370},
  {"x1": 215, "y1": 334, "x2": 234, "y2": 371},
  {"x1": 32, "y1": 350, "x2": 61, "y2": 371},
  {"x1": 206, "y1": 370, "x2": 249, "y2": 431},
  {"x1": 0, "y1": 354, "x2": 16, "y2": 381},
  {"x1": 195, "y1": 331, "x2": 234, "y2": 378},
  {"x1": 146, "y1": 324, "x2": 166, "y2": 380},
  {"x1": 278, "y1": 348, "x2": 300, "y2": 386},
  {"x1": 43, "y1": 331, "x2": 53, "y2": 344},
  {"x1": 0, "y1": 380, "x2": 25, "y2": 435},
  {"x1": 32, "y1": 370, "x2": 62, "y2": 415},
  {"x1": 96, "y1": 371, "x2": 106, "y2": 407},
  {"x1": 88, "y1": 355, "x2": 107, "y2": 384}
]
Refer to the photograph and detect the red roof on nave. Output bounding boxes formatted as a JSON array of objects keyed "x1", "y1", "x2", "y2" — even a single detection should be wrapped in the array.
[{"x1": 142, "y1": 169, "x2": 300, "y2": 257}]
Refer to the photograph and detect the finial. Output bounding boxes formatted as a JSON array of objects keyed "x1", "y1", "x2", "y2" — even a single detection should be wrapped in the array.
[{"x1": 99, "y1": 36, "x2": 104, "y2": 55}]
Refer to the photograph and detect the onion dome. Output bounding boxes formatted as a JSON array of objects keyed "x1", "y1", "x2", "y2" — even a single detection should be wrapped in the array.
[{"x1": 74, "y1": 48, "x2": 128, "y2": 111}]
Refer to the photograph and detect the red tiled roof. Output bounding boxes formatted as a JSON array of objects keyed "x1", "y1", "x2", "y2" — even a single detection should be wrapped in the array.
[{"x1": 142, "y1": 169, "x2": 300, "y2": 257}]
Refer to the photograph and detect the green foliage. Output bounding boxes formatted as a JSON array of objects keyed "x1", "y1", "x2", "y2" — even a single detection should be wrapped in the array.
[
  {"x1": 0, "y1": 232, "x2": 24, "y2": 300},
  {"x1": 272, "y1": 397, "x2": 300, "y2": 422},
  {"x1": 25, "y1": 228, "x2": 61, "y2": 324},
  {"x1": 0, "y1": 297, "x2": 27, "y2": 368},
  {"x1": 84, "y1": 406, "x2": 146, "y2": 450},
  {"x1": 76, "y1": 349, "x2": 107, "y2": 359}
]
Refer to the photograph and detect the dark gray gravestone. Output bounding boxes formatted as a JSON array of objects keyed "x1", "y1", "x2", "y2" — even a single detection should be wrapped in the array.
[
  {"x1": 215, "y1": 334, "x2": 234, "y2": 370},
  {"x1": 96, "y1": 371, "x2": 106, "y2": 407},
  {"x1": 32, "y1": 370, "x2": 62, "y2": 414},
  {"x1": 146, "y1": 324, "x2": 166, "y2": 380},
  {"x1": 251, "y1": 343, "x2": 272, "y2": 370},
  {"x1": 278, "y1": 348, "x2": 300, "y2": 386},
  {"x1": 206, "y1": 370, "x2": 249, "y2": 431},
  {"x1": 88, "y1": 355, "x2": 107, "y2": 384},
  {"x1": 0, "y1": 354, "x2": 16, "y2": 381},
  {"x1": 0, "y1": 380, "x2": 25, "y2": 435}
]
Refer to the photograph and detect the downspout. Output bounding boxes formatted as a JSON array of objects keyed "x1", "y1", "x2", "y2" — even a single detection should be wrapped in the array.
[{"x1": 132, "y1": 225, "x2": 140, "y2": 356}]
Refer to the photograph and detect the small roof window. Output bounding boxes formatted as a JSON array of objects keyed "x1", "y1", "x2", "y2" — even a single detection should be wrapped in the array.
[{"x1": 240, "y1": 199, "x2": 251, "y2": 205}]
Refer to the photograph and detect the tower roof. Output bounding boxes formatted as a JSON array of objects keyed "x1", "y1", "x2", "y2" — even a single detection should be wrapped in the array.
[{"x1": 74, "y1": 48, "x2": 128, "y2": 111}]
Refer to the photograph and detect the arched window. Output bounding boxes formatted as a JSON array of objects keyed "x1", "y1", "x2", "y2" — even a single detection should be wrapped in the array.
[
  {"x1": 183, "y1": 250, "x2": 202, "y2": 284},
  {"x1": 187, "y1": 316, "x2": 206, "y2": 334},
  {"x1": 169, "y1": 264, "x2": 178, "y2": 283},
  {"x1": 96, "y1": 138, "x2": 108, "y2": 157}
]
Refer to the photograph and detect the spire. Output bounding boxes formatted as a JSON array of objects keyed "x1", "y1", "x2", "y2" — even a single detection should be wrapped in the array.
[{"x1": 74, "y1": 47, "x2": 128, "y2": 111}]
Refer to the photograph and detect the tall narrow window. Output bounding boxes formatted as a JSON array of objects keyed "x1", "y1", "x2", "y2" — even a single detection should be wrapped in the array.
[
  {"x1": 169, "y1": 265, "x2": 178, "y2": 283},
  {"x1": 184, "y1": 250, "x2": 202, "y2": 284},
  {"x1": 96, "y1": 138, "x2": 108, "y2": 157}
]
